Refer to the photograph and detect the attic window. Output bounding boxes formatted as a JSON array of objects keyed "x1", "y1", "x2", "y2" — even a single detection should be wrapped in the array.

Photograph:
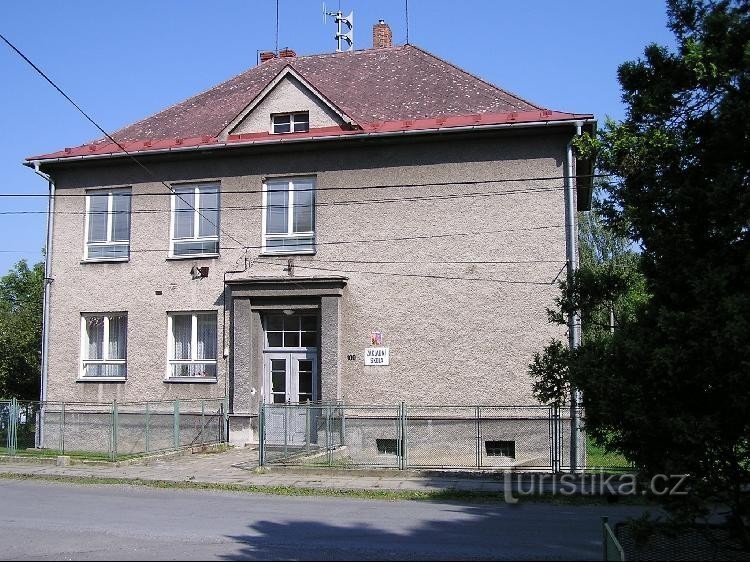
[{"x1": 272, "y1": 112, "x2": 309, "y2": 134}]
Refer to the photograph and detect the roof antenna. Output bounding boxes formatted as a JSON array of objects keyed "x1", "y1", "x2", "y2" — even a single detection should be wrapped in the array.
[
  {"x1": 323, "y1": 3, "x2": 353, "y2": 52},
  {"x1": 405, "y1": 0, "x2": 410, "y2": 44},
  {"x1": 275, "y1": 0, "x2": 280, "y2": 54}
]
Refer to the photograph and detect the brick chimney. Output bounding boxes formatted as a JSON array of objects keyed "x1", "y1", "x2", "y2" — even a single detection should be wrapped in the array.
[
  {"x1": 279, "y1": 48, "x2": 297, "y2": 58},
  {"x1": 259, "y1": 51, "x2": 276, "y2": 63},
  {"x1": 372, "y1": 20, "x2": 392, "y2": 49}
]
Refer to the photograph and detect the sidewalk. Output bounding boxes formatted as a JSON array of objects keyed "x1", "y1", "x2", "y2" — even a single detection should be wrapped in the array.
[{"x1": 0, "y1": 446, "x2": 519, "y2": 494}]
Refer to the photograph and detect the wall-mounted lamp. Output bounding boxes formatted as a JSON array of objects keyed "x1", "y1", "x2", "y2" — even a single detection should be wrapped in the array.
[
  {"x1": 282, "y1": 309, "x2": 295, "y2": 316},
  {"x1": 190, "y1": 265, "x2": 209, "y2": 280}
]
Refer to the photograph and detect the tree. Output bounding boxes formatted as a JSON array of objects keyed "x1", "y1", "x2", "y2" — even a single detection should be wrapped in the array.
[
  {"x1": 0, "y1": 260, "x2": 44, "y2": 399},
  {"x1": 529, "y1": 191, "x2": 647, "y2": 407},
  {"x1": 540, "y1": 0, "x2": 750, "y2": 537}
]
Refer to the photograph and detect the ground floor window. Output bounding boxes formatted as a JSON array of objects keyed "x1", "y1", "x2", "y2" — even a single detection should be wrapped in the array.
[
  {"x1": 80, "y1": 313, "x2": 127, "y2": 379},
  {"x1": 167, "y1": 312, "x2": 217, "y2": 379}
]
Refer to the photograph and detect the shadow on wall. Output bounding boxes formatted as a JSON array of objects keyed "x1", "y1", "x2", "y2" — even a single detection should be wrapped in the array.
[{"x1": 217, "y1": 502, "x2": 616, "y2": 561}]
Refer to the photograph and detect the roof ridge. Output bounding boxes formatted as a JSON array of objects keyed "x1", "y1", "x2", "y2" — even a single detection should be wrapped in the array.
[{"x1": 405, "y1": 44, "x2": 543, "y2": 111}]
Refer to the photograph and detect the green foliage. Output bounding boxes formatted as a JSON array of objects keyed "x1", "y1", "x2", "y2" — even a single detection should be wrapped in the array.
[
  {"x1": 529, "y1": 340, "x2": 571, "y2": 406},
  {"x1": 537, "y1": 0, "x2": 750, "y2": 536},
  {"x1": 0, "y1": 260, "x2": 44, "y2": 399}
]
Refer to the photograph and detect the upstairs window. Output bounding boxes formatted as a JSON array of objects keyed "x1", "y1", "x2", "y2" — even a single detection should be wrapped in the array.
[
  {"x1": 170, "y1": 183, "x2": 219, "y2": 257},
  {"x1": 84, "y1": 189, "x2": 131, "y2": 260},
  {"x1": 263, "y1": 177, "x2": 315, "y2": 254},
  {"x1": 80, "y1": 313, "x2": 127, "y2": 379},
  {"x1": 272, "y1": 112, "x2": 309, "y2": 134}
]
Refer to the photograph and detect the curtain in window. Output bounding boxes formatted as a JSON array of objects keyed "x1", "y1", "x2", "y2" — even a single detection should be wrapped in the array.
[
  {"x1": 293, "y1": 179, "x2": 314, "y2": 233},
  {"x1": 87, "y1": 316, "x2": 104, "y2": 360},
  {"x1": 266, "y1": 182, "x2": 289, "y2": 234},
  {"x1": 111, "y1": 193, "x2": 131, "y2": 242},
  {"x1": 87, "y1": 194, "x2": 108, "y2": 243},
  {"x1": 198, "y1": 188, "x2": 219, "y2": 237},
  {"x1": 197, "y1": 314, "x2": 217, "y2": 360},
  {"x1": 108, "y1": 315, "x2": 127, "y2": 360},
  {"x1": 174, "y1": 190, "x2": 195, "y2": 238},
  {"x1": 172, "y1": 315, "x2": 192, "y2": 360}
]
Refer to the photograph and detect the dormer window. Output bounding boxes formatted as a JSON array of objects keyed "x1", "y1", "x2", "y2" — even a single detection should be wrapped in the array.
[{"x1": 272, "y1": 112, "x2": 309, "y2": 134}]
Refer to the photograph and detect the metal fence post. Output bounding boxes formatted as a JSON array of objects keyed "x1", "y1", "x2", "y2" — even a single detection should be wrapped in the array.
[
  {"x1": 9, "y1": 398, "x2": 17, "y2": 456},
  {"x1": 398, "y1": 401, "x2": 407, "y2": 470},
  {"x1": 475, "y1": 405, "x2": 481, "y2": 469},
  {"x1": 111, "y1": 400, "x2": 118, "y2": 462},
  {"x1": 200, "y1": 400, "x2": 206, "y2": 445},
  {"x1": 145, "y1": 402, "x2": 150, "y2": 454},
  {"x1": 60, "y1": 401, "x2": 65, "y2": 455},
  {"x1": 283, "y1": 404, "x2": 289, "y2": 459},
  {"x1": 223, "y1": 397, "x2": 230, "y2": 443},
  {"x1": 258, "y1": 403, "x2": 265, "y2": 467},
  {"x1": 305, "y1": 402, "x2": 311, "y2": 453},
  {"x1": 326, "y1": 404, "x2": 332, "y2": 466},
  {"x1": 173, "y1": 399, "x2": 180, "y2": 449}
]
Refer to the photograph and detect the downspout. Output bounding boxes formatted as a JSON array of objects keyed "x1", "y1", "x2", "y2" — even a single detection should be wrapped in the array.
[
  {"x1": 565, "y1": 122, "x2": 583, "y2": 473},
  {"x1": 222, "y1": 254, "x2": 250, "y2": 433},
  {"x1": 34, "y1": 162, "x2": 54, "y2": 448}
]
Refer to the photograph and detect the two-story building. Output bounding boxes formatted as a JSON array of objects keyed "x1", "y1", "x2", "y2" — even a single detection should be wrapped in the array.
[{"x1": 26, "y1": 22, "x2": 594, "y2": 447}]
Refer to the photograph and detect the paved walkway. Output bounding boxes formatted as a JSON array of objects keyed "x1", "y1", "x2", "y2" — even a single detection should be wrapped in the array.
[{"x1": 0, "y1": 446, "x2": 561, "y2": 494}]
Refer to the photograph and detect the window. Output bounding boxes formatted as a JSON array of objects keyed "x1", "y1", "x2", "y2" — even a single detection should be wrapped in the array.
[
  {"x1": 80, "y1": 314, "x2": 127, "y2": 379},
  {"x1": 170, "y1": 184, "x2": 219, "y2": 257},
  {"x1": 485, "y1": 440, "x2": 516, "y2": 458},
  {"x1": 272, "y1": 112, "x2": 309, "y2": 134},
  {"x1": 376, "y1": 439, "x2": 401, "y2": 455},
  {"x1": 262, "y1": 177, "x2": 315, "y2": 253},
  {"x1": 84, "y1": 189, "x2": 131, "y2": 260},
  {"x1": 167, "y1": 312, "x2": 217, "y2": 379},
  {"x1": 264, "y1": 314, "x2": 318, "y2": 349}
]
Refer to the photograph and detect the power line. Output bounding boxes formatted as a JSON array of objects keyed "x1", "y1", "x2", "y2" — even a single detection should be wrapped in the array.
[
  {"x1": 257, "y1": 260, "x2": 557, "y2": 285},
  {"x1": 0, "y1": 174, "x2": 609, "y2": 198},
  {"x1": 0, "y1": 31, "x2": 248, "y2": 251},
  {"x1": 259, "y1": 257, "x2": 564, "y2": 265},
  {"x1": 0, "y1": 183, "x2": 576, "y2": 216},
  {"x1": 0, "y1": 224, "x2": 565, "y2": 255}
]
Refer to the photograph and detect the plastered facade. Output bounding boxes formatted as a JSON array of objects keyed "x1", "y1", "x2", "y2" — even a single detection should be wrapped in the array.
[{"x1": 43, "y1": 129, "x2": 574, "y2": 442}]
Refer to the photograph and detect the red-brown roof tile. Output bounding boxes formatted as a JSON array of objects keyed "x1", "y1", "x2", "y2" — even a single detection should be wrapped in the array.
[{"x1": 28, "y1": 45, "x2": 593, "y2": 161}]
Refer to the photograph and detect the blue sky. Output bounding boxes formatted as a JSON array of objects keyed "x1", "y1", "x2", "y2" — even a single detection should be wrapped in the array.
[{"x1": 0, "y1": 0, "x2": 675, "y2": 274}]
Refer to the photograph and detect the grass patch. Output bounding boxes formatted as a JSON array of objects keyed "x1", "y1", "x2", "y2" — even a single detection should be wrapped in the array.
[
  {"x1": 0, "y1": 471, "x2": 653, "y2": 505},
  {"x1": 586, "y1": 437, "x2": 632, "y2": 472},
  {"x1": 1, "y1": 447, "x2": 158, "y2": 462}
]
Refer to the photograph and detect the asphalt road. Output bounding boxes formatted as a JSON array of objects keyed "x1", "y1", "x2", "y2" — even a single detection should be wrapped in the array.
[{"x1": 0, "y1": 480, "x2": 645, "y2": 560}]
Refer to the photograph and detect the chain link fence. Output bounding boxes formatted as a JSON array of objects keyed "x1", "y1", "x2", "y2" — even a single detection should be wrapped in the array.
[
  {"x1": 258, "y1": 402, "x2": 616, "y2": 471},
  {"x1": 1, "y1": 397, "x2": 227, "y2": 461}
]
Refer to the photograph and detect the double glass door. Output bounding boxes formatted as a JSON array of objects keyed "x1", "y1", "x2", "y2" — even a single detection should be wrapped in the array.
[{"x1": 264, "y1": 352, "x2": 317, "y2": 404}]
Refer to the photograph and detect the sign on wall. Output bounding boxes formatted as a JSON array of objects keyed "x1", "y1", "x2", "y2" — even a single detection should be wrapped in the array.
[{"x1": 364, "y1": 347, "x2": 389, "y2": 366}]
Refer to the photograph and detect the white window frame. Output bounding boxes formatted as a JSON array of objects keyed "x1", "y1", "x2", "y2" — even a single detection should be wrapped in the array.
[
  {"x1": 79, "y1": 313, "x2": 127, "y2": 381},
  {"x1": 261, "y1": 177, "x2": 316, "y2": 255},
  {"x1": 271, "y1": 112, "x2": 310, "y2": 134},
  {"x1": 169, "y1": 184, "x2": 220, "y2": 258},
  {"x1": 166, "y1": 312, "x2": 218, "y2": 382},
  {"x1": 83, "y1": 188, "x2": 131, "y2": 261}
]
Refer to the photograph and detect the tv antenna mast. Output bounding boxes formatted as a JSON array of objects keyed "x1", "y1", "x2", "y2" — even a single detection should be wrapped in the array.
[{"x1": 323, "y1": 4, "x2": 353, "y2": 52}]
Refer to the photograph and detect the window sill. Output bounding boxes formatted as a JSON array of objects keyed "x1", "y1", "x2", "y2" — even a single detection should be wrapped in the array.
[
  {"x1": 166, "y1": 254, "x2": 220, "y2": 261},
  {"x1": 76, "y1": 377, "x2": 127, "y2": 383},
  {"x1": 81, "y1": 258, "x2": 129, "y2": 264},
  {"x1": 259, "y1": 251, "x2": 316, "y2": 257},
  {"x1": 163, "y1": 377, "x2": 218, "y2": 384}
]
